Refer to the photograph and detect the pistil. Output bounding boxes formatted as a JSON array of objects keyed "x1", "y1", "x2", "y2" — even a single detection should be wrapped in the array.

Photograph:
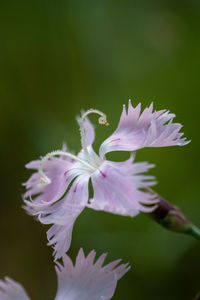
[{"x1": 78, "y1": 109, "x2": 109, "y2": 163}]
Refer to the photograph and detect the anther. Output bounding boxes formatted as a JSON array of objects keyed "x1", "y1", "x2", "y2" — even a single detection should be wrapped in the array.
[{"x1": 98, "y1": 115, "x2": 108, "y2": 125}]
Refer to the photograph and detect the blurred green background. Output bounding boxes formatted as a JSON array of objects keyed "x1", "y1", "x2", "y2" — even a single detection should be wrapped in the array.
[{"x1": 0, "y1": 0, "x2": 199, "y2": 299}]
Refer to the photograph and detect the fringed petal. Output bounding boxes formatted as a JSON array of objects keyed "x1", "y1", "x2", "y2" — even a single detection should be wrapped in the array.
[
  {"x1": 38, "y1": 175, "x2": 90, "y2": 260},
  {"x1": 23, "y1": 156, "x2": 73, "y2": 209},
  {"x1": 55, "y1": 249, "x2": 130, "y2": 300},
  {"x1": 99, "y1": 100, "x2": 190, "y2": 158},
  {"x1": 88, "y1": 159, "x2": 157, "y2": 217}
]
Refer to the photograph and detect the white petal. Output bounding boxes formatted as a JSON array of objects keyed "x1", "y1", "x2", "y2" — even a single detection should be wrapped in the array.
[{"x1": 54, "y1": 249, "x2": 130, "y2": 300}]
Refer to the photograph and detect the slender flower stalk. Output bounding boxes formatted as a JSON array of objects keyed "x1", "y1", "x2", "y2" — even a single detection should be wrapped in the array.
[
  {"x1": 146, "y1": 192, "x2": 200, "y2": 240},
  {"x1": 0, "y1": 249, "x2": 130, "y2": 300},
  {"x1": 23, "y1": 100, "x2": 189, "y2": 259}
]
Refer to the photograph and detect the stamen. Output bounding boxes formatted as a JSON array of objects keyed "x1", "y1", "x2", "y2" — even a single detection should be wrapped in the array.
[
  {"x1": 79, "y1": 109, "x2": 109, "y2": 160},
  {"x1": 38, "y1": 150, "x2": 96, "y2": 188}
]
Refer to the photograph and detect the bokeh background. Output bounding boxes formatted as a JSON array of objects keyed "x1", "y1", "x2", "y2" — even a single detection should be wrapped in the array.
[{"x1": 0, "y1": 0, "x2": 200, "y2": 299}]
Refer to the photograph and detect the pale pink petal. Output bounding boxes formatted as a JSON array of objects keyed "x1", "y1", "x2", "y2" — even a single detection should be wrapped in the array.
[
  {"x1": 54, "y1": 249, "x2": 130, "y2": 300},
  {"x1": 0, "y1": 250, "x2": 130, "y2": 300},
  {"x1": 25, "y1": 160, "x2": 40, "y2": 170},
  {"x1": 24, "y1": 158, "x2": 71, "y2": 200},
  {"x1": 0, "y1": 277, "x2": 30, "y2": 300},
  {"x1": 88, "y1": 159, "x2": 157, "y2": 216},
  {"x1": 23, "y1": 151, "x2": 92, "y2": 259},
  {"x1": 99, "y1": 100, "x2": 190, "y2": 158},
  {"x1": 23, "y1": 168, "x2": 75, "y2": 216},
  {"x1": 77, "y1": 113, "x2": 95, "y2": 147},
  {"x1": 37, "y1": 175, "x2": 90, "y2": 260},
  {"x1": 23, "y1": 157, "x2": 73, "y2": 215}
]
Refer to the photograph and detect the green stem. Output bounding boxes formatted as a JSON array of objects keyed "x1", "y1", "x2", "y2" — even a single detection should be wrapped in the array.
[{"x1": 185, "y1": 224, "x2": 200, "y2": 240}]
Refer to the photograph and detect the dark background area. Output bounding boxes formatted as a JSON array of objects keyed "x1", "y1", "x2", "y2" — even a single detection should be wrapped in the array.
[{"x1": 0, "y1": 0, "x2": 199, "y2": 299}]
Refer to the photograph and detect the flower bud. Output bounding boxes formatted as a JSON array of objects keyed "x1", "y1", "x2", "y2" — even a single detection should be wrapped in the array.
[{"x1": 148, "y1": 194, "x2": 200, "y2": 240}]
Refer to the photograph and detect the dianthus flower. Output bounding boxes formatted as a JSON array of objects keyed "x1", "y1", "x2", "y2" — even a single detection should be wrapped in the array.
[
  {"x1": 0, "y1": 249, "x2": 130, "y2": 300},
  {"x1": 23, "y1": 100, "x2": 189, "y2": 259}
]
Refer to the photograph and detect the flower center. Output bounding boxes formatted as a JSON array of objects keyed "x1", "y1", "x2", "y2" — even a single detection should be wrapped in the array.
[{"x1": 37, "y1": 109, "x2": 109, "y2": 187}]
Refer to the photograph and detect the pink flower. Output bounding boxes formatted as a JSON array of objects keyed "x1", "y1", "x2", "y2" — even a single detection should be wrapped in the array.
[
  {"x1": 23, "y1": 101, "x2": 189, "y2": 259},
  {"x1": 0, "y1": 249, "x2": 130, "y2": 300}
]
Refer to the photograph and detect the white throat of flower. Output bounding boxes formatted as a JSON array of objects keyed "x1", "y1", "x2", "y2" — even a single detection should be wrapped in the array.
[{"x1": 37, "y1": 109, "x2": 109, "y2": 188}]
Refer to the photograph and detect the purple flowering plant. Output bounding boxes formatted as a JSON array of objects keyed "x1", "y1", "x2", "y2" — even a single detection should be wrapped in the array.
[
  {"x1": 1, "y1": 99, "x2": 199, "y2": 300},
  {"x1": 23, "y1": 100, "x2": 190, "y2": 260}
]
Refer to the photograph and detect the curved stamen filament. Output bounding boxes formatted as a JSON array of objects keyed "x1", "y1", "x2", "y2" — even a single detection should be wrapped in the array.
[
  {"x1": 79, "y1": 109, "x2": 109, "y2": 161},
  {"x1": 38, "y1": 150, "x2": 96, "y2": 187}
]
